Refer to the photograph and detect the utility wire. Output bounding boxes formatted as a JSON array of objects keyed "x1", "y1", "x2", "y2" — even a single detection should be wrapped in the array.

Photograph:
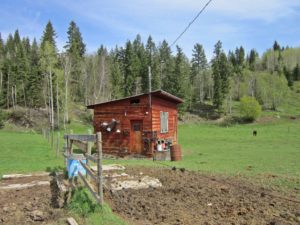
[{"x1": 170, "y1": 0, "x2": 213, "y2": 47}]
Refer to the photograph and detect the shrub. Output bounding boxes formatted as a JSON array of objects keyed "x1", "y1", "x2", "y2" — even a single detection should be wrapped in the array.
[
  {"x1": 68, "y1": 187, "x2": 100, "y2": 217},
  {"x1": 0, "y1": 110, "x2": 8, "y2": 129},
  {"x1": 239, "y1": 96, "x2": 261, "y2": 122}
]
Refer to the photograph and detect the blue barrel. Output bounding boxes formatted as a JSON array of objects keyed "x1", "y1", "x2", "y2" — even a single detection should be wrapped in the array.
[{"x1": 67, "y1": 154, "x2": 87, "y2": 178}]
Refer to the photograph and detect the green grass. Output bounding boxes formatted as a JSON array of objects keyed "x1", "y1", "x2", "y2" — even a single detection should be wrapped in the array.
[
  {"x1": 68, "y1": 187, "x2": 127, "y2": 225},
  {"x1": 0, "y1": 130, "x2": 63, "y2": 175},
  {"x1": 105, "y1": 119, "x2": 300, "y2": 190},
  {"x1": 0, "y1": 109, "x2": 299, "y2": 223}
]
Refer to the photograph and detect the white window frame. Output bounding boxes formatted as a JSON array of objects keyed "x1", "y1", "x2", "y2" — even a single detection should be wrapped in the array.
[{"x1": 160, "y1": 111, "x2": 169, "y2": 133}]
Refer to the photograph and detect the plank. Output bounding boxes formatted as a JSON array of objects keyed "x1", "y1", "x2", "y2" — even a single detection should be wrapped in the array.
[
  {"x1": 64, "y1": 134, "x2": 96, "y2": 142},
  {"x1": 2, "y1": 172, "x2": 49, "y2": 179},
  {"x1": 84, "y1": 154, "x2": 97, "y2": 163},
  {"x1": 0, "y1": 181, "x2": 50, "y2": 190},
  {"x1": 79, "y1": 160, "x2": 98, "y2": 182},
  {"x1": 72, "y1": 140, "x2": 87, "y2": 151},
  {"x1": 78, "y1": 171, "x2": 100, "y2": 202}
]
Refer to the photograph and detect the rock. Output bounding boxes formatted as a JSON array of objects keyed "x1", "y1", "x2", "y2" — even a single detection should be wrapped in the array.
[
  {"x1": 3, "y1": 206, "x2": 9, "y2": 213},
  {"x1": 260, "y1": 192, "x2": 266, "y2": 197},
  {"x1": 30, "y1": 210, "x2": 44, "y2": 221}
]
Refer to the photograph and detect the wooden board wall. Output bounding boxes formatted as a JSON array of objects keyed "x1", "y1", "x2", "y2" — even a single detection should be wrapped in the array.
[
  {"x1": 151, "y1": 96, "x2": 178, "y2": 144},
  {"x1": 92, "y1": 94, "x2": 179, "y2": 156}
]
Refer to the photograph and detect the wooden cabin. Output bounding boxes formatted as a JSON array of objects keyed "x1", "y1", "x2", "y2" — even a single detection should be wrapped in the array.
[{"x1": 87, "y1": 90, "x2": 183, "y2": 157}]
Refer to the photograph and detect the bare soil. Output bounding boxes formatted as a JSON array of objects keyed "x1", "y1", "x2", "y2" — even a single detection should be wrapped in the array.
[
  {"x1": 0, "y1": 175, "x2": 68, "y2": 225},
  {"x1": 106, "y1": 167, "x2": 300, "y2": 225}
]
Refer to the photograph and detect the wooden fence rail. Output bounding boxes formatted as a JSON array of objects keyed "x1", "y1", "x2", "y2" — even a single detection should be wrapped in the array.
[{"x1": 64, "y1": 132, "x2": 103, "y2": 205}]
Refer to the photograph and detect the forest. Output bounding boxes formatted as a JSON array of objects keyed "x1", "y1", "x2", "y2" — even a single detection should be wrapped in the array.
[{"x1": 0, "y1": 20, "x2": 300, "y2": 129}]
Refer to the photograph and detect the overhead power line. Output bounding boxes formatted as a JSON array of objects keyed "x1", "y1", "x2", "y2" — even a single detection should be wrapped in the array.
[{"x1": 170, "y1": 0, "x2": 213, "y2": 47}]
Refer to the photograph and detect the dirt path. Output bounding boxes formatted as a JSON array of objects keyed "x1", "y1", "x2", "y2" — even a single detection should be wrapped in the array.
[
  {"x1": 0, "y1": 175, "x2": 68, "y2": 225},
  {"x1": 106, "y1": 167, "x2": 300, "y2": 225}
]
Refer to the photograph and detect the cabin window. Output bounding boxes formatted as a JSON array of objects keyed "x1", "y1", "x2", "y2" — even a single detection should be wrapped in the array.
[
  {"x1": 133, "y1": 124, "x2": 141, "y2": 131},
  {"x1": 130, "y1": 99, "x2": 140, "y2": 105},
  {"x1": 160, "y1": 111, "x2": 169, "y2": 133}
]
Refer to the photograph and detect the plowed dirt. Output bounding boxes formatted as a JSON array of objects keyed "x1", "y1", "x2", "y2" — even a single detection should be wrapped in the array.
[
  {"x1": 106, "y1": 167, "x2": 300, "y2": 225},
  {"x1": 0, "y1": 175, "x2": 68, "y2": 225}
]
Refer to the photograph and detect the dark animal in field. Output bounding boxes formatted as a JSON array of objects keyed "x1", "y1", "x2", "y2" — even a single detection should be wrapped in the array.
[{"x1": 253, "y1": 130, "x2": 257, "y2": 136}]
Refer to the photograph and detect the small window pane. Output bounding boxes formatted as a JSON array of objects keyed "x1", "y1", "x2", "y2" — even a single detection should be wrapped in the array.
[
  {"x1": 160, "y1": 111, "x2": 169, "y2": 133},
  {"x1": 133, "y1": 124, "x2": 141, "y2": 131}
]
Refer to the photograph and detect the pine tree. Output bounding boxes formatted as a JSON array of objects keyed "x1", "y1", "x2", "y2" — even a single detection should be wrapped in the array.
[
  {"x1": 273, "y1": 41, "x2": 281, "y2": 51},
  {"x1": 0, "y1": 33, "x2": 4, "y2": 97},
  {"x1": 41, "y1": 21, "x2": 57, "y2": 50},
  {"x1": 212, "y1": 41, "x2": 230, "y2": 110},
  {"x1": 65, "y1": 21, "x2": 86, "y2": 102},
  {"x1": 27, "y1": 39, "x2": 42, "y2": 107},
  {"x1": 159, "y1": 40, "x2": 174, "y2": 91},
  {"x1": 165, "y1": 46, "x2": 189, "y2": 112},
  {"x1": 283, "y1": 66, "x2": 293, "y2": 86},
  {"x1": 248, "y1": 49, "x2": 258, "y2": 71},
  {"x1": 293, "y1": 64, "x2": 300, "y2": 81},
  {"x1": 123, "y1": 41, "x2": 136, "y2": 96},
  {"x1": 143, "y1": 36, "x2": 160, "y2": 92},
  {"x1": 41, "y1": 21, "x2": 58, "y2": 130},
  {"x1": 109, "y1": 48, "x2": 124, "y2": 99},
  {"x1": 191, "y1": 43, "x2": 208, "y2": 104}
]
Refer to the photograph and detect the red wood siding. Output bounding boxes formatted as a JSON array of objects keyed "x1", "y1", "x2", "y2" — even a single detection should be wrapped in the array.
[
  {"x1": 93, "y1": 95, "x2": 151, "y2": 155},
  {"x1": 151, "y1": 96, "x2": 178, "y2": 144},
  {"x1": 91, "y1": 94, "x2": 180, "y2": 156}
]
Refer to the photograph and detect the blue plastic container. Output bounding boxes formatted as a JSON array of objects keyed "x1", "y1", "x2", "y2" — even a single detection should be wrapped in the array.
[{"x1": 67, "y1": 154, "x2": 87, "y2": 178}]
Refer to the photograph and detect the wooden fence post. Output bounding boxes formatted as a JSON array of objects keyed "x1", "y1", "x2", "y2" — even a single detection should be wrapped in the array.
[
  {"x1": 64, "y1": 136, "x2": 68, "y2": 167},
  {"x1": 96, "y1": 132, "x2": 103, "y2": 205},
  {"x1": 86, "y1": 129, "x2": 92, "y2": 181}
]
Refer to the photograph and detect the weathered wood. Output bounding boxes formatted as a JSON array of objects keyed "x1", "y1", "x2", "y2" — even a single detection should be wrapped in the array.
[
  {"x1": 64, "y1": 134, "x2": 96, "y2": 142},
  {"x1": 72, "y1": 140, "x2": 87, "y2": 152},
  {"x1": 2, "y1": 172, "x2": 50, "y2": 179},
  {"x1": 63, "y1": 152, "x2": 69, "y2": 158},
  {"x1": 0, "y1": 181, "x2": 50, "y2": 190},
  {"x1": 84, "y1": 154, "x2": 97, "y2": 163},
  {"x1": 96, "y1": 132, "x2": 103, "y2": 205},
  {"x1": 79, "y1": 160, "x2": 97, "y2": 182},
  {"x1": 67, "y1": 217, "x2": 79, "y2": 225},
  {"x1": 78, "y1": 171, "x2": 100, "y2": 202}
]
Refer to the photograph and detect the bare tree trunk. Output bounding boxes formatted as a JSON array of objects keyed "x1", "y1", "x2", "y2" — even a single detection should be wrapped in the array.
[
  {"x1": 47, "y1": 75, "x2": 51, "y2": 126},
  {"x1": 14, "y1": 85, "x2": 17, "y2": 108},
  {"x1": 22, "y1": 82, "x2": 27, "y2": 110},
  {"x1": 6, "y1": 75, "x2": 9, "y2": 109},
  {"x1": 11, "y1": 86, "x2": 15, "y2": 109},
  {"x1": 56, "y1": 78, "x2": 59, "y2": 129},
  {"x1": 0, "y1": 71, "x2": 2, "y2": 94},
  {"x1": 63, "y1": 56, "x2": 70, "y2": 130},
  {"x1": 229, "y1": 95, "x2": 232, "y2": 115},
  {"x1": 49, "y1": 69, "x2": 54, "y2": 130}
]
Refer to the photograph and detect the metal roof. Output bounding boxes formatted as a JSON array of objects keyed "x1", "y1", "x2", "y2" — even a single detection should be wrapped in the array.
[{"x1": 87, "y1": 90, "x2": 183, "y2": 109}]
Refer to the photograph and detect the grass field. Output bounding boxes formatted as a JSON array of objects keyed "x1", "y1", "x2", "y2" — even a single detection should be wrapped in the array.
[
  {"x1": 0, "y1": 117, "x2": 299, "y2": 223},
  {"x1": 0, "y1": 130, "x2": 63, "y2": 175},
  {"x1": 1, "y1": 118, "x2": 299, "y2": 188},
  {"x1": 103, "y1": 119, "x2": 300, "y2": 190}
]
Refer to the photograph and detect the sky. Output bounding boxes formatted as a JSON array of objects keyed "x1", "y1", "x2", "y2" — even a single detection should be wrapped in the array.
[{"x1": 1, "y1": 0, "x2": 300, "y2": 59}]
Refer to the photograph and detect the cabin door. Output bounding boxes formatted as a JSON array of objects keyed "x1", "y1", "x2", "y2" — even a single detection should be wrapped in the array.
[{"x1": 130, "y1": 120, "x2": 143, "y2": 154}]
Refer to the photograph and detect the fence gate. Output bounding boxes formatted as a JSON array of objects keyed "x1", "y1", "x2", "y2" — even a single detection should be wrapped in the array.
[{"x1": 63, "y1": 132, "x2": 103, "y2": 205}]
